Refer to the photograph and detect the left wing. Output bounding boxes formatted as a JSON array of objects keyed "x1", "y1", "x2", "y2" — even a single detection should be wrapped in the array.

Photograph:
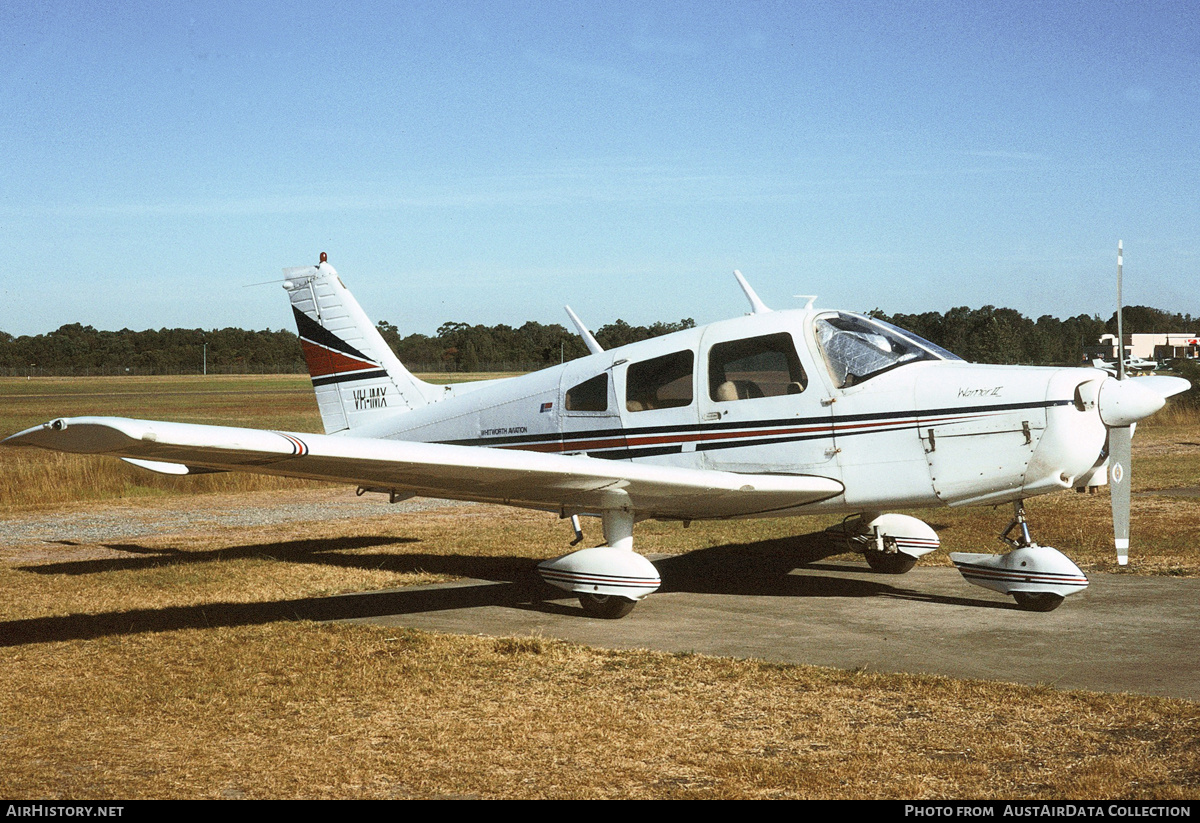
[{"x1": 4, "y1": 417, "x2": 844, "y2": 520}]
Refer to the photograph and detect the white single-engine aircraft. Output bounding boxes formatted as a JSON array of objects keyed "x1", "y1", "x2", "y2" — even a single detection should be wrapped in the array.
[{"x1": 5, "y1": 254, "x2": 1190, "y2": 617}]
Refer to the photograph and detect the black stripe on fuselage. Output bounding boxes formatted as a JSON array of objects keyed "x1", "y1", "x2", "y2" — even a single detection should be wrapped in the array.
[{"x1": 437, "y1": 398, "x2": 1072, "y2": 451}]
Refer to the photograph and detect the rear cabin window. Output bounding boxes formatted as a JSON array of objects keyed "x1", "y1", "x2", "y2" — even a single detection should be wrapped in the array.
[
  {"x1": 708, "y1": 333, "x2": 807, "y2": 401},
  {"x1": 565, "y1": 374, "x2": 609, "y2": 412},
  {"x1": 626, "y1": 351, "x2": 694, "y2": 412}
]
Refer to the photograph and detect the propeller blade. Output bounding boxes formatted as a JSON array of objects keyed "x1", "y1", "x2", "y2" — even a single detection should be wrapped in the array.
[
  {"x1": 1132, "y1": 374, "x2": 1192, "y2": 400},
  {"x1": 1109, "y1": 424, "x2": 1132, "y2": 566},
  {"x1": 1096, "y1": 243, "x2": 1193, "y2": 567},
  {"x1": 1116, "y1": 241, "x2": 1125, "y2": 381}
]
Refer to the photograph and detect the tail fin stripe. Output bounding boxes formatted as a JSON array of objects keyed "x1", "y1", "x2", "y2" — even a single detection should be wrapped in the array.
[
  {"x1": 292, "y1": 306, "x2": 375, "y2": 363},
  {"x1": 299, "y1": 339, "x2": 381, "y2": 379},
  {"x1": 311, "y1": 369, "x2": 390, "y2": 387}
]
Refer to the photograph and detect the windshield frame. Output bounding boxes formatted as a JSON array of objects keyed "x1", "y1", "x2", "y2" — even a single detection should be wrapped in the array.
[{"x1": 813, "y1": 311, "x2": 962, "y2": 389}]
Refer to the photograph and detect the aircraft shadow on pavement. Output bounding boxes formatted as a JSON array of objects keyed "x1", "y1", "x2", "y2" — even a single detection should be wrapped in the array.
[
  {"x1": 2, "y1": 530, "x2": 1004, "y2": 646},
  {"x1": 652, "y1": 531, "x2": 1001, "y2": 609}
]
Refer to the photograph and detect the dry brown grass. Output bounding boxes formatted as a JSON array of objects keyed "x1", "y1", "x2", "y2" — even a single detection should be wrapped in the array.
[
  {"x1": 2, "y1": 622, "x2": 1197, "y2": 800},
  {"x1": 0, "y1": 499, "x2": 1198, "y2": 799},
  {"x1": 0, "y1": 501, "x2": 557, "y2": 621}
]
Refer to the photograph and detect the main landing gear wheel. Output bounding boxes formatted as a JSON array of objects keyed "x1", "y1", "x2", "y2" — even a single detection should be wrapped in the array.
[
  {"x1": 1012, "y1": 592, "x2": 1065, "y2": 612},
  {"x1": 864, "y1": 551, "x2": 917, "y2": 574},
  {"x1": 578, "y1": 593, "x2": 637, "y2": 619}
]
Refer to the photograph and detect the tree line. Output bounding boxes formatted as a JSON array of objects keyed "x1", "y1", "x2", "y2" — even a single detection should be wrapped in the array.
[
  {"x1": 0, "y1": 305, "x2": 1194, "y2": 378},
  {"x1": 872, "y1": 305, "x2": 1196, "y2": 366},
  {"x1": 0, "y1": 318, "x2": 696, "y2": 376}
]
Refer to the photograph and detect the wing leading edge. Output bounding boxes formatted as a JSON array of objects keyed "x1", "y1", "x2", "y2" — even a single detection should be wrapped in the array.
[{"x1": 4, "y1": 417, "x2": 844, "y2": 520}]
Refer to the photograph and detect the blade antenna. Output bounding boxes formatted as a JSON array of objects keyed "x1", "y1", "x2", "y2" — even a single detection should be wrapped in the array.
[
  {"x1": 564, "y1": 306, "x2": 603, "y2": 355},
  {"x1": 734, "y1": 270, "x2": 772, "y2": 314}
]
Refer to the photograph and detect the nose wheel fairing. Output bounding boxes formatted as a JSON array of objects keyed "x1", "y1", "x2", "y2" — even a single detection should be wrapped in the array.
[
  {"x1": 950, "y1": 547, "x2": 1088, "y2": 600},
  {"x1": 950, "y1": 502, "x2": 1088, "y2": 610}
]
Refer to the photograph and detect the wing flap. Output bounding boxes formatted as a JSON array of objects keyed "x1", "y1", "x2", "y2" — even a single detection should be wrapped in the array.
[{"x1": 5, "y1": 417, "x2": 844, "y2": 518}]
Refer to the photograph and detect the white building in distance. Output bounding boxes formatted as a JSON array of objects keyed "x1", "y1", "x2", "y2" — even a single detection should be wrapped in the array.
[{"x1": 1098, "y1": 333, "x2": 1199, "y2": 362}]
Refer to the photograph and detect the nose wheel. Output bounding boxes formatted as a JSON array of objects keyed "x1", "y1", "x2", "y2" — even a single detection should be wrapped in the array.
[
  {"x1": 1012, "y1": 591, "x2": 1066, "y2": 612},
  {"x1": 578, "y1": 593, "x2": 637, "y2": 619}
]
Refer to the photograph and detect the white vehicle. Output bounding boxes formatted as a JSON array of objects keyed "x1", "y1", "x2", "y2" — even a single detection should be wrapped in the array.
[{"x1": 5, "y1": 255, "x2": 1189, "y2": 617}]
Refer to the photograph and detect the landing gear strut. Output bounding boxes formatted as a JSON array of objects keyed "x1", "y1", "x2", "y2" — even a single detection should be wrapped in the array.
[
  {"x1": 999, "y1": 502, "x2": 1036, "y2": 552},
  {"x1": 830, "y1": 512, "x2": 939, "y2": 573}
]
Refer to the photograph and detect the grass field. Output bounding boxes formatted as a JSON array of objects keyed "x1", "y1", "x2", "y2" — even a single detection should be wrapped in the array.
[{"x1": 1, "y1": 375, "x2": 1198, "y2": 799}]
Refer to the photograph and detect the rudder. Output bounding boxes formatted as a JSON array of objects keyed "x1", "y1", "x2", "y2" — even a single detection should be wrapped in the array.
[{"x1": 283, "y1": 254, "x2": 437, "y2": 434}]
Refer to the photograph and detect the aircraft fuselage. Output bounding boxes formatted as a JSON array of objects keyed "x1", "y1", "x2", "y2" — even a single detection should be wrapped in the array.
[{"x1": 348, "y1": 308, "x2": 1109, "y2": 519}]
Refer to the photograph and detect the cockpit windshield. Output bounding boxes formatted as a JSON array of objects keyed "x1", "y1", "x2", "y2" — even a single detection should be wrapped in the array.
[{"x1": 814, "y1": 312, "x2": 961, "y2": 388}]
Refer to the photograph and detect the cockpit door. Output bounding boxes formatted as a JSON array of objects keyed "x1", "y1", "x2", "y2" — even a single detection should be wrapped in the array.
[
  {"x1": 810, "y1": 311, "x2": 953, "y2": 509},
  {"x1": 697, "y1": 323, "x2": 837, "y2": 472}
]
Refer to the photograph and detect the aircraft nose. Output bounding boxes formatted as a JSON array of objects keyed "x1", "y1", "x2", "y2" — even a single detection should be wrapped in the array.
[{"x1": 1096, "y1": 375, "x2": 1189, "y2": 427}]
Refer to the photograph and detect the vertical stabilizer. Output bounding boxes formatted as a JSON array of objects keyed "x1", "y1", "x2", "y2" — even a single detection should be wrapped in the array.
[{"x1": 283, "y1": 256, "x2": 437, "y2": 434}]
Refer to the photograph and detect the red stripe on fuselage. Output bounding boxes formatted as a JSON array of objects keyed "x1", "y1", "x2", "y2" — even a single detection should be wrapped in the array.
[{"x1": 494, "y1": 407, "x2": 1017, "y2": 455}]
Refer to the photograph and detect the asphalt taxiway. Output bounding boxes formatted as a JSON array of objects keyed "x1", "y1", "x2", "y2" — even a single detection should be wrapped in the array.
[{"x1": 333, "y1": 558, "x2": 1200, "y2": 702}]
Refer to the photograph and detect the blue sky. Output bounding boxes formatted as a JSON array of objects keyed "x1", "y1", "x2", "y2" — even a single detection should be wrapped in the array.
[{"x1": 3, "y1": 1, "x2": 1197, "y2": 338}]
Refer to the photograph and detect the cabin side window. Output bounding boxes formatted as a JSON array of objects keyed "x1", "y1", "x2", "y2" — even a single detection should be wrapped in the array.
[
  {"x1": 708, "y1": 333, "x2": 807, "y2": 401},
  {"x1": 565, "y1": 373, "x2": 609, "y2": 412},
  {"x1": 626, "y1": 351, "x2": 694, "y2": 412}
]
